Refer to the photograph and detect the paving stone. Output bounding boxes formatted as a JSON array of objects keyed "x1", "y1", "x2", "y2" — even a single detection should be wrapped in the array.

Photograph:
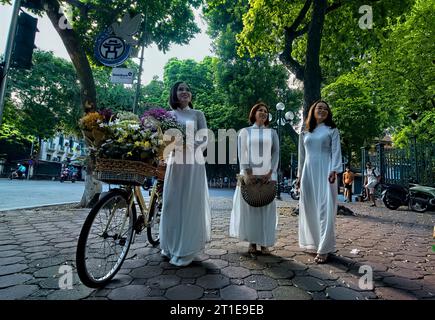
[
  {"x1": 89, "y1": 288, "x2": 111, "y2": 298},
  {"x1": 147, "y1": 275, "x2": 181, "y2": 289},
  {"x1": 279, "y1": 260, "x2": 308, "y2": 271},
  {"x1": 221, "y1": 266, "x2": 251, "y2": 279},
  {"x1": 256, "y1": 255, "x2": 283, "y2": 264},
  {"x1": 263, "y1": 266, "x2": 294, "y2": 279},
  {"x1": 0, "y1": 285, "x2": 39, "y2": 299},
  {"x1": 258, "y1": 291, "x2": 274, "y2": 300},
  {"x1": 197, "y1": 274, "x2": 230, "y2": 289},
  {"x1": 121, "y1": 259, "x2": 148, "y2": 269},
  {"x1": 28, "y1": 289, "x2": 54, "y2": 298},
  {"x1": 166, "y1": 284, "x2": 204, "y2": 300},
  {"x1": 23, "y1": 246, "x2": 56, "y2": 254},
  {"x1": 272, "y1": 250, "x2": 296, "y2": 258},
  {"x1": 176, "y1": 266, "x2": 207, "y2": 278},
  {"x1": 0, "y1": 240, "x2": 17, "y2": 246},
  {"x1": 21, "y1": 241, "x2": 49, "y2": 247},
  {"x1": 0, "y1": 256, "x2": 26, "y2": 266},
  {"x1": 129, "y1": 266, "x2": 163, "y2": 279},
  {"x1": 191, "y1": 253, "x2": 209, "y2": 262},
  {"x1": 391, "y1": 261, "x2": 424, "y2": 271},
  {"x1": 230, "y1": 279, "x2": 243, "y2": 285},
  {"x1": 103, "y1": 275, "x2": 134, "y2": 289},
  {"x1": 326, "y1": 286, "x2": 365, "y2": 300},
  {"x1": 181, "y1": 278, "x2": 196, "y2": 285},
  {"x1": 272, "y1": 286, "x2": 312, "y2": 300},
  {"x1": 292, "y1": 276, "x2": 327, "y2": 292},
  {"x1": 29, "y1": 256, "x2": 70, "y2": 269},
  {"x1": 382, "y1": 277, "x2": 423, "y2": 291},
  {"x1": 220, "y1": 285, "x2": 258, "y2": 300},
  {"x1": 311, "y1": 292, "x2": 329, "y2": 300},
  {"x1": 106, "y1": 285, "x2": 151, "y2": 300},
  {"x1": 0, "y1": 274, "x2": 33, "y2": 289},
  {"x1": 239, "y1": 259, "x2": 266, "y2": 270},
  {"x1": 306, "y1": 266, "x2": 340, "y2": 280},
  {"x1": 0, "y1": 264, "x2": 28, "y2": 276},
  {"x1": 375, "y1": 287, "x2": 417, "y2": 300},
  {"x1": 0, "y1": 245, "x2": 19, "y2": 252},
  {"x1": 388, "y1": 268, "x2": 425, "y2": 280},
  {"x1": 0, "y1": 250, "x2": 21, "y2": 258},
  {"x1": 33, "y1": 266, "x2": 64, "y2": 278},
  {"x1": 245, "y1": 275, "x2": 278, "y2": 291},
  {"x1": 205, "y1": 249, "x2": 227, "y2": 256},
  {"x1": 25, "y1": 252, "x2": 54, "y2": 261},
  {"x1": 412, "y1": 289, "x2": 435, "y2": 299},
  {"x1": 221, "y1": 253, "x2": 249, "y2": 263}
]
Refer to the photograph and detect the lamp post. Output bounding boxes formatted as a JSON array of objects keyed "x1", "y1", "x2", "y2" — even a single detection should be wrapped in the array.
[
  {"x1": 271, "y1": 103, "x2": 296, "y2": 200},
  {"x1": 275, "y1": 102, "x2": 285, "y2": 200}
]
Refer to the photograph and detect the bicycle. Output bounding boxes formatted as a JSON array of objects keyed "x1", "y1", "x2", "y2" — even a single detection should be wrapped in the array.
[{"x1": 76, "y1": 159, "x2": 164, "y2": 288}]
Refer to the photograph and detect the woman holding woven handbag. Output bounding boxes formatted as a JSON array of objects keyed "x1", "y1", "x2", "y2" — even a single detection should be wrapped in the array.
[{"x1": 230, "y1": 102, "x2": 280, "y2": 255}]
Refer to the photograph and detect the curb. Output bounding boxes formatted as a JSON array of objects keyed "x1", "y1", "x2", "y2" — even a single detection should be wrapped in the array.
[{"x1": 0, "y1": 201, "x2": 80, "y2": 212}]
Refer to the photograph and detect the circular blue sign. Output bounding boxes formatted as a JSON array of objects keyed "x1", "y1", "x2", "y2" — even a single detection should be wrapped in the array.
[{"x1": 94, "y1": 29, "x2": 132, "y2": 67}]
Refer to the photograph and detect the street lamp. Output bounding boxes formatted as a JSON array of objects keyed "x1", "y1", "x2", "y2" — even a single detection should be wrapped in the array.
[
  {"x1": 275, "y1": 102, "x2": 285, "y2": 200},
  {"x1": 272, "y1": 103, "x2": 296, "y2": 200}
]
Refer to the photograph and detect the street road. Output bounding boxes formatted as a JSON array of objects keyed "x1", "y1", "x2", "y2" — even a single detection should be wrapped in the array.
[{"x1": 0, "y1": 179, "x2": 246, "y2": 211}]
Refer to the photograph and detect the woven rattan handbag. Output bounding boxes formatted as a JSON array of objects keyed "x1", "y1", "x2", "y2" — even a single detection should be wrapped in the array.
[{"x1": 237, "y1": 174, "x2": 276, "y2": 207}]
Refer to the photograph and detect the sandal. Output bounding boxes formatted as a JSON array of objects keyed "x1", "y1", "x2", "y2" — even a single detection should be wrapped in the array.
[
  {"x1": 314, "y1": 254, "x2": 328, "y2": 264},
  {"x1": 248, "y1": 243, "x2": 257, "y2": 255},
  {"x1": 260, "y1": 246, "x2": 271, "y2": 255}
]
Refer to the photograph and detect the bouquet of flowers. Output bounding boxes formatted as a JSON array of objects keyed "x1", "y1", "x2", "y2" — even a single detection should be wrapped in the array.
[
  {"x1": 79, "y1": 110, "x2": 111, "y2": 148},
  {"x1": 140, "y1": 108, "x2": 185, "y2": 144},
  {"x1": 79, "y1": 108, "x2": 184, "y2": 166}
]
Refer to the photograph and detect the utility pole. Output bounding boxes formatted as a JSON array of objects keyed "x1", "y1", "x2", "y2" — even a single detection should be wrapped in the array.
[
  {"x1": 132, "y1": 11, "x2": 147, "y2": 114},
  {"x1": 132, "y1": 43, "x2": 145, "y2": 114},
  {"x1": 0, "y1": 0, "x2": 21, "y2": 127}
]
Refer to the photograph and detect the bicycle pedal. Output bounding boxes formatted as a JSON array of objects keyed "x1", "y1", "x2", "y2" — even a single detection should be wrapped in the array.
[{"x1": 134, "y1": 215, "x2": 145, "y2": 233}]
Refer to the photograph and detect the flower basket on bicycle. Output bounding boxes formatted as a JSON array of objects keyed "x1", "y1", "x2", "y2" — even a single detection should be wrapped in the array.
[
  {"x1": 75, "y1": 108, "x2": 180, "y2": 288},
  {"x1": 93, "y1": 158, "x2": 166, "y2": 186}
]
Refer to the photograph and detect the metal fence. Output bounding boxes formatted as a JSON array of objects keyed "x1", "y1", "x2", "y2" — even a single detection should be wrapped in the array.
[{"x1": 361, "y1": 142, "x2": 435, "y2": 187}]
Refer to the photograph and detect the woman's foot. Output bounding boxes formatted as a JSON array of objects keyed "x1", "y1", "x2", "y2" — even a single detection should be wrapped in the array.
[
  {"x1": 260, "y1": 246, "x2": 271, "y2": 255},
  {"x1": 314, "y1": 254, "x2": 328, "y2": 264},
  {"x1": 248, "y1": 243, "x2": 257, "y2": 255}
]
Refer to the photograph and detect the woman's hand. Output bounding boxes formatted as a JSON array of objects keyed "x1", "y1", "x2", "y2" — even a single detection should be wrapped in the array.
[
  {"x1": 243, "y1": 169, "x2": 255, "y2": 185},
  {"x1": 261, "y1": 170, "x2": 272, "y2": 183},
  {"x1": 328, "y1": 171, "x2": 337, "y2": 184},
  {"x1": 295, "y1": 177, "x2": 301, "y2": 189}
]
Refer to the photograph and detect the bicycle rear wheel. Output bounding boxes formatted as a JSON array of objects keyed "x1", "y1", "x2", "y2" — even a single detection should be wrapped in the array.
[{"x1": 76, "y1": 189, "x2": 136, "y2": 288}]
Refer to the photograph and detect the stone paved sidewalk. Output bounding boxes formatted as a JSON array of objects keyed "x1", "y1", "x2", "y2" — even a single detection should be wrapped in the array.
[{"x1": 0, "y1": 198, "x2": 434, "y2": 300}]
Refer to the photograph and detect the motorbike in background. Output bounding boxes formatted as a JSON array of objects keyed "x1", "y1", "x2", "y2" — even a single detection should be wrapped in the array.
[
  {"x1": 381, "y1": 182, "x2": 435, "y2": 213},
  {"x1": 289, "y1": 179, "x2": 300, "y2": 200},
  {"x1": 60, "y1": 168, "x2": 77, "y2": 183},
  {"x1": 9, "y1": 168, "x2": 25, "y2": 180}
]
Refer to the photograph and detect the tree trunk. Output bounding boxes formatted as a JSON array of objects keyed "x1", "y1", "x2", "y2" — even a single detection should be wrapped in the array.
[
  {"x1": 79, "y1": 168, "x2": 102, "y2": 208},
  {"x1": 302, "y1": 0, "x2": 327, "y2": 119},
  {"x1": 44, "y1": 0, "x2": 101, "y2": 207}
]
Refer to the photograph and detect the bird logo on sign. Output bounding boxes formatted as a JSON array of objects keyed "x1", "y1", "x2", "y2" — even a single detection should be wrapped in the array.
[{"x1": 111, "y1": 13, "x2": 141, "y2": 46}]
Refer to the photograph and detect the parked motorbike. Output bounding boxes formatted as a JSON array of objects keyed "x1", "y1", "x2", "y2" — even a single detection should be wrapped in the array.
[
  {"x1": 289, "y1": 179, "x2": 300, "y2": 200},
  {"x1": 381, "y1": 182, "x2": 435, "y2": 213}
]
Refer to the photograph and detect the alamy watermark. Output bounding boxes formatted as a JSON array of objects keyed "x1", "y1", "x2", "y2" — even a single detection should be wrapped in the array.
[
  {"x1": 359, "y1": 5, "x2": 373, "y2": 30},
  {"x1": 58, "y1": 265, "x2": 73, "y2": 290},
  {"x1": 358, "y1": 265, "x2": 373, "y2": 290},
  {"x1": 162, "y1": 124, "x2": 273, "y2": 174}
]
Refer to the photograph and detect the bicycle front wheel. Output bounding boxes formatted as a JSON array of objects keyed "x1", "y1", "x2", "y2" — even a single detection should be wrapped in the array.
[
  {"x1": 146, "y1": 194, "x2": 161, "y2": 246},
  {"x1": 76, "y1": 190, "x2": 136, "y2": 288}
]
